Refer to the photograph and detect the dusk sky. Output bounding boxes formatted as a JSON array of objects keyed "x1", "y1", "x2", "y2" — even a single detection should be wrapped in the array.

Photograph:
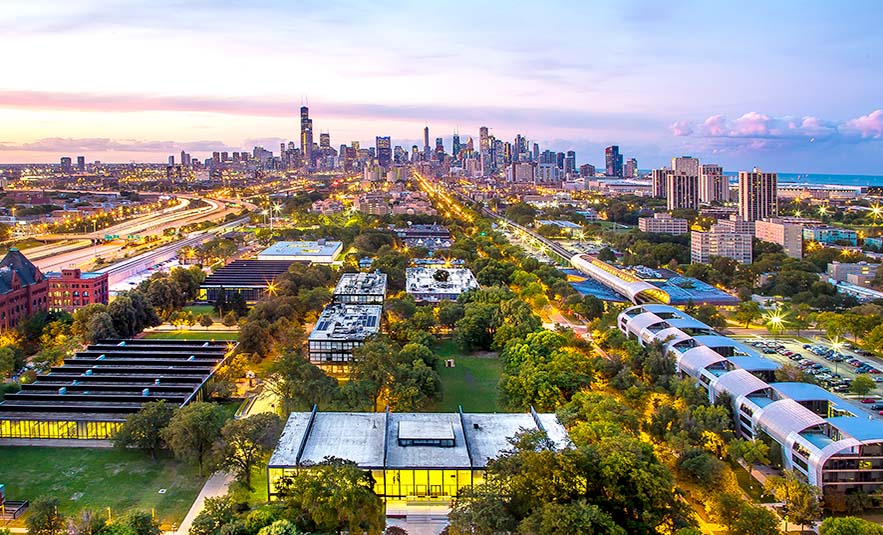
[{"x1": 1, "y1": 0, "x2": 882, "y2": 173}]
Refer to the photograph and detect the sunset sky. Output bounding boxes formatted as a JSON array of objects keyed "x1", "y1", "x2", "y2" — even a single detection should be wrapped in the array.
[{"x1": 1, "y1": 0, "x2": 882, "y2": 173}]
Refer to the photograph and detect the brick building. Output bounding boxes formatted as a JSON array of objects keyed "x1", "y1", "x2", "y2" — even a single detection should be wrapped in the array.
[
  {"x1": 0, "y1": 248, "x2": 49, "y2": 331},
  {"x1": 46, "y1": 269, "x2": 109, "y2": 312}
]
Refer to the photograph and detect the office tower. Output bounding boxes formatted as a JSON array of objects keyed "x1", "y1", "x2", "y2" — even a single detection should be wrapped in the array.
[
  {"x1": 221, "y1": 151, "x2": 229, "y2": 162},
  {"x1": 423, "y1": 126, "x2": 430, "y2": 159},
  {"x1": 479, "y1": 127, "x2": 489, "y2": 152},
  {"x1": 699, "y1": 164, "x2": 727, "y2": 203},
  {"x1": 624, "y1": 157, "x2": 638, "y2": 178},
  {"x1": 579, "y1": 164, "x2": 596, "y2": 177},
  {"x1": 556, "y1": 152, "x2": 565, "y2": 170},
  {"x1": 434, "y1": 137, "x2": 444, "y2": 160},
  {"x1": 60, "y1": 157, "x2": 72, "y2": 173},
  {"x1": 320, "y1": 132, "x2": 330, "y2": 149},
  {"x1": 605, "y1": 146, "x2": 623, "y2": 177},
  {"x1": 168, "y1": 155, "x2": 175, "y2": 166},
  {"x1": 180, "y1": 151, "x2": 189, "y2": 167},
  {"x1": 76, "y1": 156, "x2": 85, "y2": 172},
  {"x1": 376, "y1": 136, "x2": 392, "y2": 167},
  {"x1": 651, "y1": 168, "x2": 668, "y2": 198},
  {"x1": 212, "y1": 152, "x2": 221, "y2": 166},
  {"x1": 563, "y1": 151, "x2": 576, "y2": 175},
  {"x1": 666, "y1": 172, "x2": 700, "y2": 210},
  {"x1": 532, "y1": 143, "x2": 540, "y2": 162},
  {"x1": 411, "y1": 145, "x2": 419, "y2": 162},
  {"x1": 452, "y1": 133, "x2": 461, "y2": 158},
  {"x1": 739, "y1": 168, "x2": 778, "y2": 221},
  {"x1": 300, "y1": 106, "x2": 313, "y2": 165}
]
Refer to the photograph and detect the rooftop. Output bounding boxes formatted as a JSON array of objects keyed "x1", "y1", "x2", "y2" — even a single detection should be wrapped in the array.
[
  {"x1": 406, "y1": 267, "x2": 479, "y2": 296},
  {"x1": 258, "y1": 240, "x2": 343, "y2": 260},
  {"x1": 201, "y1": 260, "x2": 294, "y2": 288},
  {"x1": 308, "y1": 303, "x2": 383, "y2": 342},
  {"x1": 334, "y1": 271, "x2": 388, "y2": 297}
]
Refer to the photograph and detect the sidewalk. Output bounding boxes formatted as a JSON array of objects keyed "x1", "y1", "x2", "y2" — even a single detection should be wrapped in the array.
[{"x1": 170, "y1": 471, "x2": 235, "y2": 535}]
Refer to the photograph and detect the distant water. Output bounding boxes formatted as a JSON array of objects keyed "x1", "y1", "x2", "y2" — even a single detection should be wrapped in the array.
[{"x1": 723, "y1": 172, "x2": 883, "y2": 188}]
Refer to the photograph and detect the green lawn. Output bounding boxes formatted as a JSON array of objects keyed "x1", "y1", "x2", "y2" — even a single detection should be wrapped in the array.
[
  {"x1": 183, "y1": 304, "x2": 216, "y2": 317},
  {"x1": 142, "y1": 330, "x2": 239, "y2": 341},
  {"x1": 0, "y1": 448, "x2": 206, "y2": 527},
  {"x1": 430, "y1": 340, "x2": 505, "y2": 412}
]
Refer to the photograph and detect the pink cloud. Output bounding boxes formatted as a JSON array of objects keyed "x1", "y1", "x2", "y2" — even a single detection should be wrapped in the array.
[
  {"x1": 843, "y1": 109, "x2": 883, "y2": 139},
  {"x1": 731, "y1": 111, "x2": 772, "y2": 136},
  {"x1": 670, "y1": 120, "x2": 693, "y2": 136},
  {"x1": 702, "y1": 115, "x2": 727, "y2": 136}
]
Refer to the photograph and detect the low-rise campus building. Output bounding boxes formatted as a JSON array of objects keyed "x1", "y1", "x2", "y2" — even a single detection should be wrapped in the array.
[
  {"x1": 257, "y1": 240, "x2": 343, "y2": 264},
  {"x1": 46, "y1": 268, "x2": 109, "y2": 312},
  {"x1": 405, "y1": 267, "x2": 479, "y2": 303},
  {"x1": 267, "y1": 408, "x2": 569, "y2": 502},
  {"x1": 0, "y1": 248, "x2": 49, "y2": 332},
  {"x1": 333, "y1": 271, "x2": 387, "y2": 304},
  {"x1": 0, "y1": 339, "x2": 233, "y2": 440},
  {"x1": 618, "y1": 304, "x2": 883, "y2": 497},
  {"x1": 199, "y1": 260, "x2": 294, "y2": 302},
  {"x1": 307, "y1": 303, "x2": 383, "y2": 373},
  {"x1": 638, "y1": 213, "x2": 688, "y2": 235}
]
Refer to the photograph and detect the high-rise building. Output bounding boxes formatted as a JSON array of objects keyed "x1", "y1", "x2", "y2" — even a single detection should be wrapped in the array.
[
  {"x1": 180, "y1": 151, "x2": 191, "y2": 167},
  {"x1": 555, "y1": 152, "x2": 565, "y2": 170},
  {"x1": 671, "y1": 156, "x2": 700, "y2": 176},
  {"x1": 168, "y1": 155, "x2": 175, "y2": 166},
  {"x1": 624, "y1": 157, "x2": 638, "y2": 178},
  {"x1": 666, "y1": 172, "x2": 700, "y2": 210},
  {"x1": 651, "y1": 168, "x2": 668, "y2": 198},
  {"x1": 604, "y1": 146, "x2": 623, "y2": 177},
  {"x1": 579, "y1": 164, "x2": 596, "y2": 177},
  {"x1": 435, "y1": 137, "x2": 444, "y2": 160},
  {"x1": 60, "y1": 157, "x2": 72, "y2": 174},
  {"x1": 452, "y1": 133, "x2": 461, "y2": 158},
  {"x1": 532, "y1": 143, "x2": 540, "y2": 162},
  {"x1": 76, "y1": 156, "x2": 85, "y2": 172},
  {"x1": 755, "y1": 217, "x2": 809, "y2": 259},
  {"x1": 300, "y1": 106, "x2": 313, "y2": 166},
  {"x1": 565, "y1": 151, "x2": 576, "y2": 175},
  {"x1": 739, "y1": 169, "x2": 778, "y2": 221},
  {"x1": 376, "y1": 136, "x2": 392, "y2": 167},
  {"x1": 699, "y1": 164, "x2": 727, "y2": 203},
  {"x1": 319, "y1": 132, "x2": 330, "y2": 149},
  {"x1": 423, "y1": 126, "x2": 430, "y2": 159},
  {"x1": 691, "y1": 215, "x2": 754, "y2": 264}
]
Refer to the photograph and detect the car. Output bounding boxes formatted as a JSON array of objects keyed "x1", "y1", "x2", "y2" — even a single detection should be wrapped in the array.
[
  {"x1": 803, "y1": 344, "x2": 813, "y2": 350},
  {"x1": 871, "y1": 369, "x2": 882, "y2": 374},
  {"x1": 875, "y1": 377, "x2": 883, "y2": 383},
  {"x1": 872, "y1": 403, "x2": 883, "y2": 410},
  {"x1": 862, "y1": 398, "x2": 879, "y2": 404},
  {"x1": 880, "y1": 410, "x2": 883, "y2": 416}
]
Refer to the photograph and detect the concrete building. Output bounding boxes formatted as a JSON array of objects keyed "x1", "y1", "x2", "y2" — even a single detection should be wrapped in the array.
[
  {"x1": 257, "y1": 240, "x2": 343, "y2": 264},
  {"x1": 754, "y1": 217, "x2": 811, "y2": 259},
  {"x1": 333, "y1": 272, "x2": 388, "y2": 305},
  {"x1": 738, "y1": 169, "x2": 778, "y2": 221},
  {"x1": 699, "y1": 164, "x2": 727, "y2": 203},
  {"x1": 267, "y1": 408, "x2": 569, "y2": 503},
  {"x1": 803, "y1": 226, "x2": 858, "y2": 246},
  {"x1": 406, "y1": 268, "x2": 479, "y2": 303},
  {"x1": 393, "y1": 224, "x2": 452, "y2": 251},
  {"x1": 638, "y1": 213, "x2": 688, "y2": 235},
  {"x1": 650, "y1": 168, "x2": 668, "y2": 198},
  {"x1": 672, "y1": 156, "x2": 700, "y2": 176},
  {"x1": 308, "y1": 303, "x2": 383, "y2": 372},
  {"x1": 200, "y1": 260, "x2": 295, "y2": 303},
  {"x1": 507, "y1": 162, "x2": 535, "y2": 183},
  {"x1": 46, "y1": 269, "x2": 109, "y2": 312},
  {"x1": 691, "y1": 215, "x2": 754, "y2": 264},
  {"x1": 666, "y1": 172, "x2": 700, "y2": 210},
  {"x1": 618, "y1": 304, "x2": 883, "y2": 496},
  {"x1": 827, "y1": 261, "x2": 878, "y2": 284},
  {"x1": 0, "y1": 249, "x2": 49, "y2": 332}
]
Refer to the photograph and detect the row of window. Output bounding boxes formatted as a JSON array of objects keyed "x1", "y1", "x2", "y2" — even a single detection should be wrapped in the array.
[{"x1": 0, "y1": 418, "x2": 122, "y2": 439}]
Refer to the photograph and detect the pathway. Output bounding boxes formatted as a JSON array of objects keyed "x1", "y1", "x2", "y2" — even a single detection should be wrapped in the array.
[{"x1": 169, "y1": 471, "x2": 235, "y2": 535}]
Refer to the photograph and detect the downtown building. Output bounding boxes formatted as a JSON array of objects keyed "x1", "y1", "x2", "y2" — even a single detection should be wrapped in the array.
[
  {"x1": 665, "y1": 156, "x2": 701, "y2": 210},
  {"x1": 618, "y1": 304, "x2": 883, "y2": 497}
]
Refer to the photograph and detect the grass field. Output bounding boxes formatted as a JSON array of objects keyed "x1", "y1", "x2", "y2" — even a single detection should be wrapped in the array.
[
  {"x1": 183, "y1": 304, "x2": 216, "y2": 317},
  {"x1": 430, "y1": 340, "x2": 505, "y2": 413},
  {"x1": 141, "y1": 330, "x2": 239, "y2": 341},
  {"x1": 0, "y1": 448, "x2": 206, "y2": 527}
]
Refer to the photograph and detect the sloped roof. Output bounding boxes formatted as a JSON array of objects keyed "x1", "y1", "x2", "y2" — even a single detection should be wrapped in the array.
[{"x1": 0, "y1": 248, "x2": 43, "y2": 294}]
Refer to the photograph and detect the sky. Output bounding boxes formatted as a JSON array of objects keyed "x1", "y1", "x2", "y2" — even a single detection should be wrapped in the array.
[{"x1": 0, "y1": 0, "x2": 882, "y2": 173}]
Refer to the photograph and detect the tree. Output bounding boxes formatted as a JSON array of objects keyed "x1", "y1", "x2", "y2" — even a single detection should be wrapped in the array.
[
  {"x1": 820, "y1": 516, "x2": 883, "y2": 535},
  {"x1": 199, "y1": 314, "x2": 215, "y2": 330},
  {"x1": 734, "y1": 301, "x2": 762, "y2": 328},
  {"x1": 263, "y1": 352, "x2": 339, "y2": 414},
  {"x1": 214, "y1": 290, "x2": 228, "y2": 317},
  {"x1": 714, "y1": 493, "x2": 779, "y2": 535},
  {"x1": 274, "y1": 458, "x2": 385, "y2": 535},
  {"x1": 26, "y1": 496, "x2": 66, "y2": 535},
  {"x1": 189, "y1": 496, "x2": 236, "y2": 535},
  {"x1": 217, "y1": 413, "x2": 283, "y2": 487},
  {"x1": 765, "y1": 470, "x2": 821, "y2": 531},
  {"x1": 230, "y1": 292, "x2": 249, "y2": 317},
  {"x1": 222, "y1": 311, "x2": 238, "y2": 327},
  {"x1": 84, "y1": 312, "x2": 119, "y2": 343},
  {"x1": 123, "y1": 511, "x2": 161, "y2": 535},
  {"x1": 256, "y1": 520, "x2": 301, "y2": 535},
  {"x1": 114, "y1": 400, "x2": 175, "y2": 459},
  {"x1": 850, "y1": 374, "x2": 876, "y2": 397},
  {"x1": 0, "y1": 346, "x2": 14, "y2": 377},
  {"x1": 728, "y1": 438, "x2": 771, "y2": 466},
  {"x1": 66, "y1": 510, "x2": 105, "y2": 535},
  {"x1": 162, "y1": 402, "x2": 225, "y2": 476}
]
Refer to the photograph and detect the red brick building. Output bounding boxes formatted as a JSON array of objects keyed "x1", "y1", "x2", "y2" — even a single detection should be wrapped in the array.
[
  {"x1": 47, "y1": 269, "x2": 109, "y2": 313},
  {"x1": 0, "y1": 248, "x2": 49, "y2": 331}
]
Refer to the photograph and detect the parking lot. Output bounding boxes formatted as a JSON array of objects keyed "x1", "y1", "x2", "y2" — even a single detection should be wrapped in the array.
[{"x1": 732, "y1": 334, "x2": 883, "y2": 417}]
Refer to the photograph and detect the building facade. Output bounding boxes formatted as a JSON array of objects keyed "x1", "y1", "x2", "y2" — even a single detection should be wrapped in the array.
[
  {"x1": 691, "y1": 215, "x2": 754, "y2": 264},
  {"x1": 0, "y1": 249, "x2": 49, "y2": 331},
  {"x1": 46, "y1": 269, "x2": 109, "y2": 312},
  {"x1": 804, "y1": 226, "x2": 859, "y2": 246},
  {"x1": 738, "y1": 169, "x2": 778, "y2": 221},
  {"x1": 666, "y1": 172, "x2": 700, "y2": 210},
  {"x1": 754, "y1": 217, "x2": 809, "y2": 259},
  {"x1": 333, "y1": 272, "x2": 388, "y2": 304},
  {"x1": 308, "y1": 304, "x2": 383, "y2": 373},
  {"x1": 699, "y1": 164, "x2": 727, "y2": 203},
  {"x1": 638, "y1": 213, "x2": 688, "y2": 234}
]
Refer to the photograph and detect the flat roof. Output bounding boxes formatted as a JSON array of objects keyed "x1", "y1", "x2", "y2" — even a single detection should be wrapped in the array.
[
  {"x1": 398, "y1": 419, "x2": 455, "y2": 441},
  {"x1": 334, "y1": 272, "x2": 387, "y2": 296},
  {"x1": 258, "y1": 240, "x2": 342, "y2": 259},
  {"x1": 308, "y1": 303, "x2": 383, "y2": 342},
  {"x1": 300, "y1": 412, "x2": 386, "y2": 468},
  {"x1": 201, "y1": 260, "x2": 294, "y2": 287},
  {"x1": 827, "y1": 416, "x2": 883, "y2": 442},
  {"x1": 405, "y1": 268, "x2": 479, "y2": 295}
]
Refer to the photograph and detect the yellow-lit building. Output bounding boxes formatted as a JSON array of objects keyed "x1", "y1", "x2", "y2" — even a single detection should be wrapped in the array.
[{"x1": 267, "y1": 408, "x2": 569, "y2": 502}]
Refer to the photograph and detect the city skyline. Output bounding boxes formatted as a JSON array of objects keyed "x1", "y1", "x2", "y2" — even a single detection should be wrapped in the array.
[{"x1": 1, "y1": 1, "x2": 882, "y2": 173}]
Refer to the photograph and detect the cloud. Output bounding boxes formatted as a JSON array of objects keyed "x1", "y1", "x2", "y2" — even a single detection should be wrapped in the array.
[
  {"x1": 670, "y1": 120, "x2": 693, "y2": 136},
  {"x1": 0, "y1": 137, "x2": 239, "y2": 152},
  {"x1": 843, "y1": 109, "x2": 883, "y2": 138}
]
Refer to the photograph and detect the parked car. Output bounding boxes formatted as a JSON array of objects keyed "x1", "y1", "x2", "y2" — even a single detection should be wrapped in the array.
[{"x1": 861, "y1": 398, "x2": 879, "y2": 404}]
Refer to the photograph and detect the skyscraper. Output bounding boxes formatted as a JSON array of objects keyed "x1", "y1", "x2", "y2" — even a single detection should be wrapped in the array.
[
  {"x1": 624, "y1": 157, "x2": 638, "y2": 178},
  {"x1": 319, "y1": 132, "x2": 330, "y2": 149},
  {"x1": 435, "y1": 137, "x2": 444, "y2": 160},
  {"x1": 60, "y1": 157, "x2": 72, "y2": 174},
  {"x1": 671, "y1": 156, "x2": 700, "y2": 176},
  {"x1": 376, "y1": 136, "x2": 392, "y2": 167},
  {"x1": 479, "y1": 127, "x2": 489, "y2": 152},
  {"x1": 651, "y1": 168, "x2": 668, "y2": 198},
  {"x1": 604, "y1": 146, "x2": 623, "y2": 177},
  {"x1": 565, "y1": 151, "x2": 576, "y2": 175},
  {"x1": 738, "y1": 168, "x2": 778, "y2": 221},
  {"x1": 168, "y1": 155, "x2": 175, "y2": 166},
  {"x1": 666, "y1": 172, "x2": 700, "y2": 210},
  {"x1": 699, "y1": 164, "x2": 727, "y2": 203},
  {"x1": 452, "y1": 133, "x2": 461, "y2": 158},
  {"x1": 423, "y1": 126, "x2": 430, "y2": 159},
  {"x1": 300, "y1": 105, "x2": 313, "y2": 166},
  {"x1": 76, "y1": 156, "x2": 85, "y2": 172}
]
